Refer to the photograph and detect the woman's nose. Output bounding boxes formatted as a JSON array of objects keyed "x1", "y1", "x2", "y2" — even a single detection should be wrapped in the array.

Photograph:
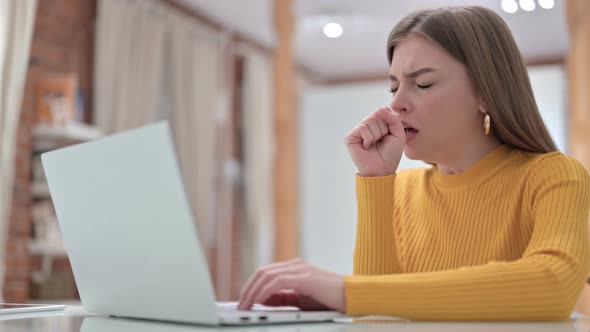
[{"x1": 390, "y1": 94, "x2": 409, "y2": 113}]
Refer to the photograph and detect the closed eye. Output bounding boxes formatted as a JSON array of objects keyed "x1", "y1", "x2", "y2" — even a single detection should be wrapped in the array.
[{"x1": 389, "y1": 84, "x2": 433, "y2": 94}]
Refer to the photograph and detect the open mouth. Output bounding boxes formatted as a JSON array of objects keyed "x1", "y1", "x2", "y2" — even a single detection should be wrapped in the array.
[{"x1": 404, "y1": 127, "x2": 419, "y2": 135}]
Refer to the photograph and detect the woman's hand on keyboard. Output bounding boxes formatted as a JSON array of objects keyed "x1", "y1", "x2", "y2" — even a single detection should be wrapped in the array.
[
  {"x1": 237, "y1": 258, "x2": 345, "y2": 312},
  {"x1": 260, "y1": 290, "x2": 328, "y2": 310}
]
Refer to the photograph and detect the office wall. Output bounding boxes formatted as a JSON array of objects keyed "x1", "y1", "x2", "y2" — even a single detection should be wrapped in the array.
[
  {"x1": 299, "y1": 65, "x2": 567, "y2": 274},
  {"x1": 528, "y1": 65, "x2": 568, "y2": 153}
]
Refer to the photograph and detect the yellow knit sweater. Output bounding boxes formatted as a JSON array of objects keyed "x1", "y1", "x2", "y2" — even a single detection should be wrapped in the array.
[{"x1": 345, "y1": 145, "x2": 590, "y2": 320}]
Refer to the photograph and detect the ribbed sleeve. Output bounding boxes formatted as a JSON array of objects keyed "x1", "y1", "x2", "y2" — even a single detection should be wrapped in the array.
[
  {"x1": 353, "y1": 174, "x2": 401, "y2": 275},
  {"x1": 345, "y1": 152, "x2": 590, "y2": 321}
]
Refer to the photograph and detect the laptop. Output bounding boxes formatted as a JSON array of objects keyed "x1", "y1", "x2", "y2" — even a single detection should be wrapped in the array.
[
  {"x1": 81, "y1": 316, "x2": 345, "y2": 332},
  {"x1": 41, "y1": 121, "x2": 345, "y2": 325}
]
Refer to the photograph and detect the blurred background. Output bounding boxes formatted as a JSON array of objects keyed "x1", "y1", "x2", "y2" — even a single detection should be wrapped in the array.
[{"x1": 1, "y1": 0, "x2": 589, "y2": 313}]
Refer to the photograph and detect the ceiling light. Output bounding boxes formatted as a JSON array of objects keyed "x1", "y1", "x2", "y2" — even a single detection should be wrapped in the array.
[
  {"x1": 538, "y1": 0, "x2": 554, "y2": 9},
  {"x1": 519, "y1": 0, "x2": 536, "y2": 11},
  {"x1": 323, "y1": 22, "x2": 343, "y2": 38},
  {"x1": 501, "y1": 0, "x2": 518, "y2": 13}
]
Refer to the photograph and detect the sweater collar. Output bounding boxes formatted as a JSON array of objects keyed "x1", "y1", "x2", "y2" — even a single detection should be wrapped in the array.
[{"x1": 431, "y1": 144, "x2": 513, "y2": 189}]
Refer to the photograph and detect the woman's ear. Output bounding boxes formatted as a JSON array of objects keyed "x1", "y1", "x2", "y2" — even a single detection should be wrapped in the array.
[
  {"x1": 478, "y1": 97, "x2": 488, "y2": 115},
  {"x1": 479, "y1": 105, "x2": 488, "y2": 115}
]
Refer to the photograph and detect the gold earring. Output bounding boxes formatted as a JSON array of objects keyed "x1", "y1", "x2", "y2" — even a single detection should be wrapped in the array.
[{"x1": 484, "y1": 114, "x2": 491, "y2": 136}]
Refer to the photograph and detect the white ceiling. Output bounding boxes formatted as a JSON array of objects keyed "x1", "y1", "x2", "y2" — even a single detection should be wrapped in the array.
[{"x1": 174, "y1": 0, "x2": 568, "y2": 80}]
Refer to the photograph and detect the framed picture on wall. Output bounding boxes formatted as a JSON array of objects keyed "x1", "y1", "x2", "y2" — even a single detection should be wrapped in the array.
[{"x1": 36, "y1": 73, "x2": 78, "y2": 126}]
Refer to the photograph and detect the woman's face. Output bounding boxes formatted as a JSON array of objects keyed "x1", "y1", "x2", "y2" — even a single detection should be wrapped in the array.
[{"x1": 389, "y1": 33, "x2": 483, "y2": 162}]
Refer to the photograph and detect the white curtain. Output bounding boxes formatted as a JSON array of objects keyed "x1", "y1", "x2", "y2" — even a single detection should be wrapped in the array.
[
  {"x1": 0, "y1": 0, "x2": 37, "y2": 301},
  {"x1": 166, "y1": 15, "x2": 229, "y2": 250},
  {"x1": 94, "y1": 0, "x2": 166, "y2": 132},
  {"x1": 94, "y1": 0, "x2": 228, "y2": 250},
  {"x1": 238, "y1": 44, "x2": 275, "y2": 281}
]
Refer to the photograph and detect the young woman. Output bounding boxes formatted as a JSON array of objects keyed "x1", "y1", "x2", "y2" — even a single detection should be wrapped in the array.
[{"x1": 237, "y1": 6, "x2": 590, "y2": 320}]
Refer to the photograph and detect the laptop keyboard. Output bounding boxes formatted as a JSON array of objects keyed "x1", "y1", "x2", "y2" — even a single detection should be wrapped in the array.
[
  {"x1": 216, "y1": 302, "x2": 300, "y2": 312},
  {"x1": 216, "y1": 302, "x2": 238, "y2": 312}
]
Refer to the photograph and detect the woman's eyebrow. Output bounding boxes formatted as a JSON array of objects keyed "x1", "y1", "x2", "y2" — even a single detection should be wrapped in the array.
[{"x1": 389, "y1": 68, "x2": 437, "y2": 81}]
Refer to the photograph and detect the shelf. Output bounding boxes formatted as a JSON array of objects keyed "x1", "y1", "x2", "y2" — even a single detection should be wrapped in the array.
[
  {"x1": 29, "y1": 240, "x2": 67, "y2": 257},
  {"x1": 31, "y1": 181, "x2": 50, "y2": 199},
  {"x1": 29, "y1": 240, "x2": 68, "y2": 284},
  {"x1": 33, "y1": 122, "x2": 103, "y2": 152},
  {"x1": 30, "y1": 123, "x2": 96, "y2": 288}
]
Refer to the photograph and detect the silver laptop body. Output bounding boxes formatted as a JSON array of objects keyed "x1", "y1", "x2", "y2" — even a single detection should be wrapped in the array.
[{"x1": 41, "y1": 121, "x2": 344, "y2": 325}]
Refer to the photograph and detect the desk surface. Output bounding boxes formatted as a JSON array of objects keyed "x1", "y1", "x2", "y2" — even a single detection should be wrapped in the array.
[{"x1": 1, "y1": 305, "x2": 590, "y2": 332}]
